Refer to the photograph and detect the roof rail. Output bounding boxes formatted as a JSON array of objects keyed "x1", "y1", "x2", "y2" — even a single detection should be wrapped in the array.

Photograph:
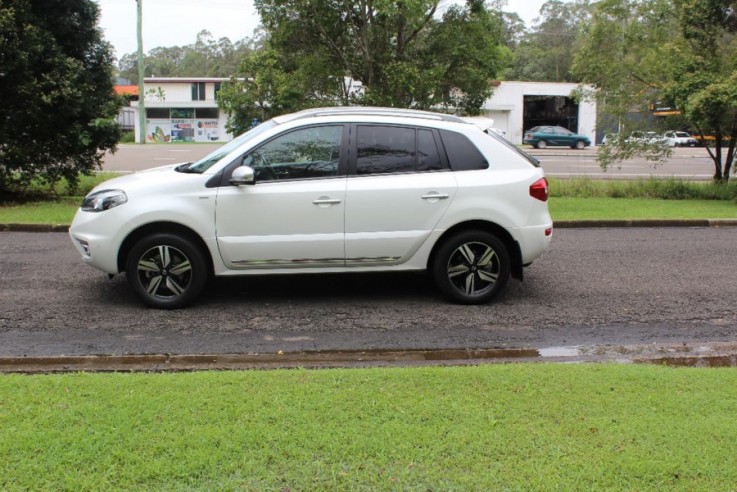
[{"x1": 284, "y1": 106, "x2": 467, "y2": 123}]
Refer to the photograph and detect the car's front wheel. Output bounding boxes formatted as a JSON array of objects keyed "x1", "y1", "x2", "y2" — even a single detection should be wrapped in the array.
[
  {"x1": 125, "y1": 233, "x2": 208, "y2": 309},
  {"x1": 574, "y1": 140, "x2": 586, "y2": 150},
  {"x1": 432, "y1": 230, "x2": 510, "y2": 304}
]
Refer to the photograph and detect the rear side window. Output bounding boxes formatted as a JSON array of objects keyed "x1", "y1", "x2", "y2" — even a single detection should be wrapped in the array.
[
  {"x1": 356, "y1": 125, "x2": 443, "y2": 175},
  {"x1": 417, "y1": 129, "x2": 442, "y2": 171},
  {"x1": 439, "y1": 130, "x2": 488, "y2": 171}
]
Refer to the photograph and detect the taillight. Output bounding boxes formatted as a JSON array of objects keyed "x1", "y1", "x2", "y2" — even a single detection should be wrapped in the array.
[{"x1": 530, "y1": 177, "x2": 548, "y2": 202}]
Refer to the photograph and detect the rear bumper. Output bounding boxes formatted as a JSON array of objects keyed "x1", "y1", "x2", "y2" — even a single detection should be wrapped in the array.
[{"x1": 515, "y1": 222, "x2": 553, "y2": 265}]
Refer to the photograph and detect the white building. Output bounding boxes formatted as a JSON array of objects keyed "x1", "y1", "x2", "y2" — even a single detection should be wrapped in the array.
[
  {"x1": 481, "y1": 81, "x2": 597, "y2": 145},
  {"x1": 131, "y1": 77, "x2": 232, "y2": 143}
]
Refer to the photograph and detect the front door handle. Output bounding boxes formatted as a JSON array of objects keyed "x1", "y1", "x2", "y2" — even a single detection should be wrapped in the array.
[{"x1": 421, "y1": 193, "x2": 450, "y2": 200}]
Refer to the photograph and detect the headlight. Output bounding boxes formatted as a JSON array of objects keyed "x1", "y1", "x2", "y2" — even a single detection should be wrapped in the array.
[{"x1": 81, "y1": 189, "x2": 128, "y2": 212}]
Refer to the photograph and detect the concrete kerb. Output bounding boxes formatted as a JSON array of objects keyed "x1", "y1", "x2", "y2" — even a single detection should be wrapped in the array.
[
  {"x1": 4, "y1": 220, "x2": 737, "y2": 234},
  {"x1": 3, "y1": 342, "x2": 737, "y2": 373}
]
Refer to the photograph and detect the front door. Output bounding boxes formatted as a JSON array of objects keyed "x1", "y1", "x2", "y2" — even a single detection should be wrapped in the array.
[{"x1": 215, "y1": 125, "x2": 347, "y2": 270}]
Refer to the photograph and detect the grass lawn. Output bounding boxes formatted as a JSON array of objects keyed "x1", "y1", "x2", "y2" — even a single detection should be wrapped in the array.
[{"x1": 2, "y1": 364, "x2": 737, "y2": 490}]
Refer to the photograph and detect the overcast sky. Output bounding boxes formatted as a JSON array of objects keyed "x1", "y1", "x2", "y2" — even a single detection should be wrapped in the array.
[{"x1": 96, "y1": 0, "x2": 551, "y2": 61}]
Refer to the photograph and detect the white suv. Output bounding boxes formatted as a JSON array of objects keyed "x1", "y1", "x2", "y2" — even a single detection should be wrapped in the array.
[{"x1": 70, "y1": 107, "x2": 553, "y2": 308}]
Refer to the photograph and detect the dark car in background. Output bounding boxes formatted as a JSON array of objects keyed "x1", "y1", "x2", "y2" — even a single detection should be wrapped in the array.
[{"x1": 523, "y1": 126, "x2": 591, "y2": 150}]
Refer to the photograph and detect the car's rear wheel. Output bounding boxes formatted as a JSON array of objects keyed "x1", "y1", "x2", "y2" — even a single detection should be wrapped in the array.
[
  {"x1": 433, "y1": 230, "x2": 510, "y2": 304},
  {"x1": 536, "y1": 140, "x2": 547, "y2": 149},
  {"x1": 574, "y1": 140, "x2": 585, "y2": 150},
  {"x1": 125, "y1": 233, "x2": 208, "y2": 309}
]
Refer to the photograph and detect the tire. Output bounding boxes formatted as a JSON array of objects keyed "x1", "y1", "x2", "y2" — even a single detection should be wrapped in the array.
[
  {"x1": 536, "y1": 140, "x2": 547, "y2": 149},
  {"x1": 574, "y1": 140, "x2": 585, "y2": 150},
  {"x1": 125, "y1": 233, "x2": 208, "y2": 309},
  {"x1": 432, "y1": 230, "x2": 510, "y2": 305}
]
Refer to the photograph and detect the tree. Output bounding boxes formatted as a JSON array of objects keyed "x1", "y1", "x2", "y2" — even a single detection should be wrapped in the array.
[
  {"x1": 0, "y1": 0, "x2": 120, "y2": 193},
  {"x1": 117, "y1": 31, "x2": 257, "y2": 81},
  {"x1": 573, "y1": 0, "x2": 737, "y2": 181},
  {"x1": 504, "y1": 0, "x2": 592, "y2": 82},
  {"x1": 219, "y1": 0, "x2": 507, "y2": 132},
  {"x1": 666, "y1": 0, "x2": 737, "y2": 181},
  {"x1": 216, "y1": 47, "x2": 339, "y2": 134}
]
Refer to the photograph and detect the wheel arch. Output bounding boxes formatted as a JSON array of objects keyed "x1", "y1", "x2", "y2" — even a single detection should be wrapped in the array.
[
  {"x1": 117, "y1": 222, "x2": 214, "y2": 275},
  {"x1": 428, "y1": 221, "x2": 524, "y2": 280}
]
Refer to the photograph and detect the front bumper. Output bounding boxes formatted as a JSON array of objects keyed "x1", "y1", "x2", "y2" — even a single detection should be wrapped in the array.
[{"x1": 69, "y1": 208, "x2": 129, "y2": 274}]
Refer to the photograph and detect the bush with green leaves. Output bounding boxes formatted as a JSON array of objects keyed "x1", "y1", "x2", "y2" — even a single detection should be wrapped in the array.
[{"x1": 0, "y1": 0, "x2": 121, "y2": 195}]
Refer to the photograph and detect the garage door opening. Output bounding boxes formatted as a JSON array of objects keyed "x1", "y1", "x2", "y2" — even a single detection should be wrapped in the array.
[{"x1": 523, "y1": 96, "x2": 579, "y2": 133}]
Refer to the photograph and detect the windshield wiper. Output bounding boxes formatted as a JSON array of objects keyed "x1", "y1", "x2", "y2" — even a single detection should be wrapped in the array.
[{"x1": 174, "y1": 162, "x2": 202, "y2": 174}]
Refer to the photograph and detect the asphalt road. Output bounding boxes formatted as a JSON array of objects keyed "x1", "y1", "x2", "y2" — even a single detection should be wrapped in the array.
[
  {"x1": 1, "y1": 228, "x2": 736, "y2": 358},
  {"x1": 102, "y1": 144, "x2": 716, "y2": 180}
]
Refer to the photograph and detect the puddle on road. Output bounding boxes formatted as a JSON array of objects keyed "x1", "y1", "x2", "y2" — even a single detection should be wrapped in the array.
[{"x1": 538, "y1": 347, "x2": 581, "y2": 358}]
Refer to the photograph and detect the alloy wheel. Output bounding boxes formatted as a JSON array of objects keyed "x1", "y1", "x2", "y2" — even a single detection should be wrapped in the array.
[
  {"x1": 136, "y1": 245, "x2": 193, "y2": 300},
  {"x1": 446, "y1": 241, "x2": 500, "y2": 297}
]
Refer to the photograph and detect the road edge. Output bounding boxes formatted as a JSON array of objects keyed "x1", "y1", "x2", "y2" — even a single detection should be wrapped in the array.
[{"x1": 2, "y1": 342, "x2": 737, "y2": 373}]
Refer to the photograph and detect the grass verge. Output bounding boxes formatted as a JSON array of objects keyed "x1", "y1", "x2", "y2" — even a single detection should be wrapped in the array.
[
  {"x1": 0, "y1": 198, "x2": 80, "y2": 224},
  {"x1": 1, "y1": 364, "x2": 736, "y2": 490}
]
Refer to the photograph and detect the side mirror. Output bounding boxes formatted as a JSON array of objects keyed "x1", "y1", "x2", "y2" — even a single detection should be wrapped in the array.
[{"x1": 230, "y1": 166, "x2": 255, "y2": 186}]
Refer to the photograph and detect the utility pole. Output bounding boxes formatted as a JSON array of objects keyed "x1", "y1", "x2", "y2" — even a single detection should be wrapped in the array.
[{"x1": 136, "y1": 0, "x2": 146, "y2": 144}]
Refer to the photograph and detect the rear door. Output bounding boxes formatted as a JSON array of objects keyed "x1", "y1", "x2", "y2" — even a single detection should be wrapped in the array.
[{"x1": 344, "y1": 124, "x2": 457, "y2": 266}]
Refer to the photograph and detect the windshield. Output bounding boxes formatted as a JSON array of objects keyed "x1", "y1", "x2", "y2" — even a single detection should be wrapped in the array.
[{"x1": 188, "y1": 120, "x2": 278, "y2": 173}]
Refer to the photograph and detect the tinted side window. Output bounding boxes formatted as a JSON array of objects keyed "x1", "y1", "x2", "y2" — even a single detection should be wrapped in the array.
[
  {"x1": 439, "y1": 130, "x2": 488, "y2": 171},
  {"x1": 357, "y1": 126, "x2": 415, "y2": 175},
  {"x1": 417, "y1": 129, "x2": 442, "y2": 171},
  {"x1": 246, "y1": 125, "x2": 343, "y2": 182}
]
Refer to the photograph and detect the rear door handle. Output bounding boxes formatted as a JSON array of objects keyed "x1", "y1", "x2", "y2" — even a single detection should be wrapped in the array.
[{"x1": 313, "y1": 197, "x2": 342, "y2": 205}]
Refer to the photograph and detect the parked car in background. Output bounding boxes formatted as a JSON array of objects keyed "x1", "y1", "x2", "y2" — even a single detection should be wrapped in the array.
[
  {"x1": 604, "y1": 131, "x2": 669, "y2": 147},
  {"x1": 663, "y1": 131, "x2": 698, "y2": 147},
  {"x1": 629, "y1": 131, "x2": 665, "y2": 144},
  {"x1": 70, "y1": 107, "x2": 553, "y2": 309},
  {"x1": 523, "y1": 126, "x2": 590, "y2": 149}
]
